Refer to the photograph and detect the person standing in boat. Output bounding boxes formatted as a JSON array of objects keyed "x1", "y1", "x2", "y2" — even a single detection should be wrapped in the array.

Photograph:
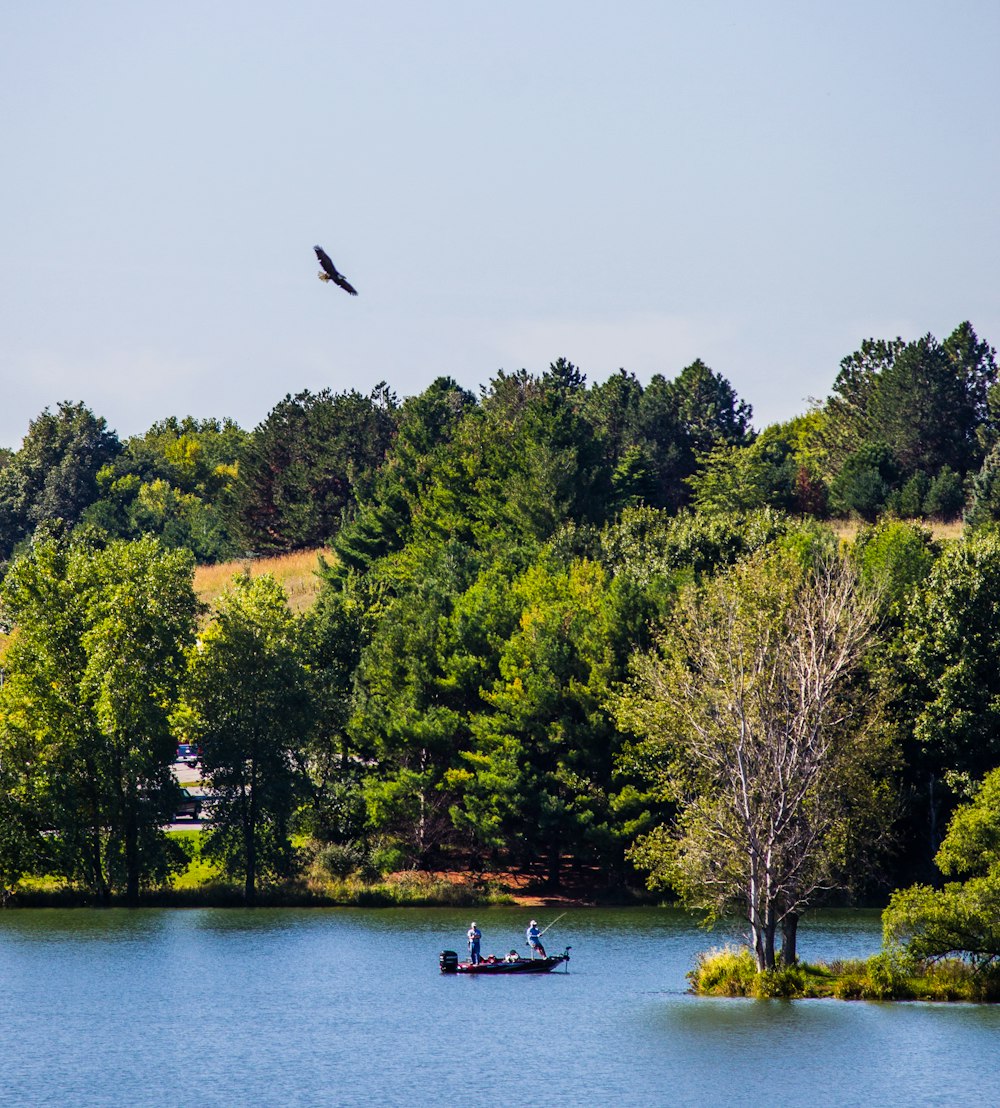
[
  {"x1": 467, "y1": 921, "x2": 482, "y2": 965},
  {"x1": 526, "y1": 919, "x2": 546, "y2": 959}
]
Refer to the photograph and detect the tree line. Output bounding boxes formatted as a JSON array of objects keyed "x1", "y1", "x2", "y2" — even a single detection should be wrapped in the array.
[
  {"x1": 2, "y1": 324, "x2": 1000, "y2": 969},
  {"x1": 3, "y1": 321, "x2": 995, "y2": 571}
]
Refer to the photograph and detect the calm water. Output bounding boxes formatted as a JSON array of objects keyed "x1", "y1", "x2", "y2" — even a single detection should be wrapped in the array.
[{"x1": 0, "y1": 905, "x2": 997, "y2": 1107}]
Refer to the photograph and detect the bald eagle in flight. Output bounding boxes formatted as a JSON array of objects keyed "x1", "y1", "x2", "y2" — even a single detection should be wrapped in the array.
[{"x1": 314, "y1": 245, "x2": 358, "y2": 296}]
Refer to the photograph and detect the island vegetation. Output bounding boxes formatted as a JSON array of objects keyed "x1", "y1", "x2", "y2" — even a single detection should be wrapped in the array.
[{"x1": 2, "y1": 322, "x2": 1000, "y2": 997}]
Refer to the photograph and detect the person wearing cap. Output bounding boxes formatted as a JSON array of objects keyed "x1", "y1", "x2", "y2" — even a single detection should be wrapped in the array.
[
  {"x1": 526, "y1": 919, "x2": 546, "y2": 959},
  {"x1": 467, "y1": 921, "x2": 482, "y2": 965}
]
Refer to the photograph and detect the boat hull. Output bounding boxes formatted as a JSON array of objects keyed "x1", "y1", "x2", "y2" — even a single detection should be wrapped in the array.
[{"x1": 440, "y1": 949, "x2": 570, "y2": 974}]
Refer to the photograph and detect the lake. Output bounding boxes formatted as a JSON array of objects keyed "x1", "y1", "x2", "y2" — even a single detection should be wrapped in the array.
[{"x1": 0, "y1": 905, "x2": 996, "y2": 1107}]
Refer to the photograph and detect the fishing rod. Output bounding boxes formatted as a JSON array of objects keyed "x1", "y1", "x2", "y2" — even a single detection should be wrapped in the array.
[{"x1": 539, "y1": 911, "x2": 566, "y2": 937}]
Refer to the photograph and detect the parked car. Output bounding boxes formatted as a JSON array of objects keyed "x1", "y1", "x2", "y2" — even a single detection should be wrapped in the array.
[
  {"x1": 175, "y1": 743, "x2": 199, "y2": 766},
  {"x1": 174, "y1": 788, "x2": 202, "y2": 821}
]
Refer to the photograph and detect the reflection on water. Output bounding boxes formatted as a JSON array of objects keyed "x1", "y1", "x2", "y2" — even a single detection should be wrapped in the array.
[{"x1": 0, "y1": 906, "x2": 996, "y2": 1107}]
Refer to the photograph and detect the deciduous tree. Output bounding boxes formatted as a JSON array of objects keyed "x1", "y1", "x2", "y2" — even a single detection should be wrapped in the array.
[
  {"x1": 177, "y1": 574, "x2": 310, "y2": 903},
  {"x1": 0, "y1": 535, "x2": 199, "y2": 901},
  {"x1": 0, "y1": 403, "x2": 121, "y2": 560},
  {"x1": 883, "y1": 767, "x2": 1000, "y2": 964},
  {"x1": 619, "y1": 548, "x2": 887, "y2": 969}
]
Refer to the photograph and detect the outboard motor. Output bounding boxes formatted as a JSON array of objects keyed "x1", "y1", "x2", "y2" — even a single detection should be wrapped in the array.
[{"x1": 439, "y1": 950, "x2": 459, "y2": 974}]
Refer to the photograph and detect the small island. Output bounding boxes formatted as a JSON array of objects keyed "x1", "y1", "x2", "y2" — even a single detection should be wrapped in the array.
[{"x1": 688, "y1": 767, "x2": 1000, "y2": 1002}]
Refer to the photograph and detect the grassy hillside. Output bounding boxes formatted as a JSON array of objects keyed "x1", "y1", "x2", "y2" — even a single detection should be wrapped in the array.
[
  {"x1": 193, "y1": 547, "x2": 329, "y2": 614},
  {"x1": 0, "y1": 549, "x2": 327, "y2": 659},
  {"x1": 830, "y1": 519, "x2": 964, "y2": 544},
  {"x1": 0, "y1": 521, "x2": 967, "y2": 657}
]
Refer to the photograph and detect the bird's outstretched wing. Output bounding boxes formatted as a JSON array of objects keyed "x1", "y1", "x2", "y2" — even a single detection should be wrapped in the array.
[{"x1": 314, "y1": 244, "x2": 358, "y2": 296}]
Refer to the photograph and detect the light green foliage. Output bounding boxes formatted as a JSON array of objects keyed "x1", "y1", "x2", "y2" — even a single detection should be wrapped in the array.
[
  {"x1": 854, "y1": 520, "x2": 936, "y2": 620},
  {"x1": 688, "y1": 947, "x2": 760, "y2": 996},
  {"x1": 0, "y1": 535, "x2": 199, "y2": 899},
  {"x1": 902, "y1": 529, "x2": 1000, "y2": 779},
  {"x1": 178, "y1": 574, "x2": 310, "y2": 903},
  {"x1": 690, "y1": 946, "x2": 828, "y2": 999},
  {"x1": 687, "y1": 427, "x2": 798, "y2": 515},
  {"x1": 599, "y1": 506, "x2": 792, "y2": 586},
  {"x1": 83, "y1": 416, "x2": 246, "y2": 562},
  {"x1": 884, "y1": 879, "x2": 1000, "y2": 966},
  {"x1": 692, "y1": 944, "x2": 1000, "y2": 1001},
  {"x1": 936, "y1": 769, "x2": 1000, "y2": 877},
  {"x1": 883, "y1": 767, "x2": 1000, "y2": 964}
]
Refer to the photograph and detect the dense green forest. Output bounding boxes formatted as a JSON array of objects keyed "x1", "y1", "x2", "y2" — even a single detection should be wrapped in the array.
[{"x1": 3, "y1": 322, "x2": 1000, "y2": 970}]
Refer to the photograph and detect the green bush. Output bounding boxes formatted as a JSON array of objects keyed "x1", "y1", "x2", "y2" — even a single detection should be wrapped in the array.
[
  {"x1": 370, "y1": 844, "x2": 407, "y2": 876},
  {"x1": 832, "y1": 971, "x2": 865, "y2": 999},
  {"x1": 923, "y1": 466, "x2": 965, "y2": 521},
  {"x1": 860, "y1": 951, "x2": 913, "y2": 1000},
  {"x1": 751, "y1": 964, "x2": 812, "y2": 999},
  {"x1": 314, "y1": 841, "x2": 369, "y2": 880},
  {"x1": 688, "y1": 947, "x2": 758, "y2": 996},
  {"x1": 690, "y1": 946, "x2": 1000, "y2": 1002}
]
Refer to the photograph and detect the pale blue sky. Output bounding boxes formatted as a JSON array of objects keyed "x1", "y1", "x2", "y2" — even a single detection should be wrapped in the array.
[{"x1": 2, "y1": 1, "x2": 998, "y2": 447}]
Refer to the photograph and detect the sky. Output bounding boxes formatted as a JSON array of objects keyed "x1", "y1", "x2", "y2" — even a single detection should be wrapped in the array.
[{"x1": 2, "y1": 1, "x2": 998, "y2": 449}]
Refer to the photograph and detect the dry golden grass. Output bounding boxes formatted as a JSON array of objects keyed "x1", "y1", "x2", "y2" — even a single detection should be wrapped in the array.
[
  {"x1": 193, "y1": 547, "x2": 329, "y2": 614},
  {"x1": 830, "y1": 518, "x2": 965, "y2": 544},
  {"x1": 0, "y1": 548, "x2": 328, "y2": 656}
]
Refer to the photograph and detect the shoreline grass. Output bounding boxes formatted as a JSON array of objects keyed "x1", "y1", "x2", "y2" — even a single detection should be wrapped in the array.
[
  {"x1": 2, "y1": 831, "x2": 644, "y2": 910},
  {"x1": 2, "y1": 877, "x2": 516, "y2": 910},
  {"x1": 690, "y1": 945, "x2": 1000, "y2": 1002}
]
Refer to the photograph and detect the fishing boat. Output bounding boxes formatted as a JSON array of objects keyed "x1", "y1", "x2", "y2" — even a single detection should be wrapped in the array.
[{"x1": 439, "y1": 948, "x2": 571, "y2": 974}]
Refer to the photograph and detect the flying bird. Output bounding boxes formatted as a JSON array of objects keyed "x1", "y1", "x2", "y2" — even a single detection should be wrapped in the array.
[{"x1": 313, "y1": 245, "x2": 358, "y2": 296}]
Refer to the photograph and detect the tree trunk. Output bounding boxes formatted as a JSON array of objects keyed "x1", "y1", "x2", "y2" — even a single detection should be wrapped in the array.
[
  {"x1": 928, "y1": 773, "x2": 939, "y2": 861},
  {"x1": 750, "y1": 897, "x2": 777, "y2": 971},
  {"x1": 89, "y1": 823, "x2": 110, "y2": 906},
  {"x1": 244, "y1": 777, "x2": 257, "y2": 907},
  {"x1": 763, "y1": 909, "x2": 777, "y2": 970},
  {"x1": 124, "y1": 797, "x2": 139, "y2": 906},
  {"x1": 780, "y1": 912, "x2": 799, "y2": 966},
  {"x1": 85, "y1": 762, "x2": 111, "y2": 905}
]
